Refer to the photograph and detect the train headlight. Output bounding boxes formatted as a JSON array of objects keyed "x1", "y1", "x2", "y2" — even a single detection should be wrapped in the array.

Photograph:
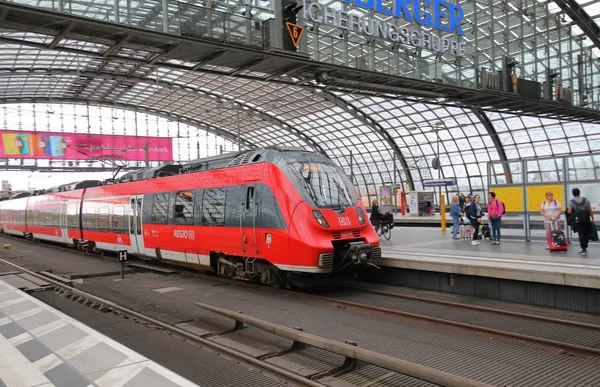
[
  {"x1": 312, "y1": 210, "x2": 329, "y2": 228},
  {"x1": 355, "y1": 207, "x2": 365, "y2": 225}
]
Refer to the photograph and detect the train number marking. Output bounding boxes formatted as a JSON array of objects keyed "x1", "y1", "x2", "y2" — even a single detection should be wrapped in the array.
[
  {"x1": 174, "y1": 230, "x2": 195, "y2": 240},
  {"x1": 338, "y1": 217, "x2": 351, "y2": 226}
]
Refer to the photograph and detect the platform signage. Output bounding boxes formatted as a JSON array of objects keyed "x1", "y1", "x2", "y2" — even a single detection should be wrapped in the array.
[
  {"x1": 302, "y1": 0, "x2": 468, "y2": 56},
  {"x1": 286, "y1": 22, "x2": 305, "y2": 47},
  {"x1": 423, "y1": 179, "x2": 455, "y2": 188}
]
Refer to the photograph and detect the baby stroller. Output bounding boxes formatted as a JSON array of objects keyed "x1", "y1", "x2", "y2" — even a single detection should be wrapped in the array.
[{"x1": 459, "y1": 216, "x2": 472, "y2": 240}]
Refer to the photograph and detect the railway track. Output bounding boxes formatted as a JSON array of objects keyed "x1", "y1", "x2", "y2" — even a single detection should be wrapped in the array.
[
  {"x1": 4, "y1": 232, "x2": 600, "y2": 359},
  {"x1": 3, "y1": 233, "x2": 600, "y2": 386},
  {"x1": 293, "y1": 285, "x2": 600, "y2": 358},
  {"x1": 0, "y1": 255, "x2": 492, "y2": 387}
]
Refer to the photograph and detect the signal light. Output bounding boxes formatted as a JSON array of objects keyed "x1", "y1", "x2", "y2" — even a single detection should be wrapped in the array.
[
  {"x1": 284, "y1": 2, "x2": 303, "y2": 22},
  {"x1": 282, "y1": 0, "x2": 303, "y2": 50}
]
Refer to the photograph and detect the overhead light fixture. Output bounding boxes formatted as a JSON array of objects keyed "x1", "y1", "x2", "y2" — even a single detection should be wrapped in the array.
[{"x1": 315, "y1": 72, "x2": 329, "y2": 85}]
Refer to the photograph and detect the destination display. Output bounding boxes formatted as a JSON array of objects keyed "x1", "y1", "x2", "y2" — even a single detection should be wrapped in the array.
[
  {"x1": 0, "y1": 130, "x2": 173, "y2": 161},
  {"x1": 423, "y1": 179, "x2": 456, "y2": 187},
  {"x1": 302, "y1": 0, "x2": 468, "y2": 55}
]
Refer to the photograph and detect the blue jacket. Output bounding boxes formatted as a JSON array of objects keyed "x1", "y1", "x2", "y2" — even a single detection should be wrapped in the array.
[{"x1": 450, "y1": 203, "x2": 461, "y2": 218}]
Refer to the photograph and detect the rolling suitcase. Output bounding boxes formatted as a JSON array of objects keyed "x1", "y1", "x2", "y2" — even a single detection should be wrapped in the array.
[{"x1": 547, "y1": 222, "x2": 568, "y2": 251}]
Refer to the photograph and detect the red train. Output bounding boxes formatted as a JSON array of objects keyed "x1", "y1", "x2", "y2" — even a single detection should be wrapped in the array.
[{"x1": 0, "y1": 148, "x2": 380, "y2": 287}]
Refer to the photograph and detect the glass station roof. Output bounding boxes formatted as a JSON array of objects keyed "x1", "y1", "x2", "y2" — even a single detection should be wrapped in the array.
[{"x1": 1, "y1": 0, "x2": 600, "y2": 205}]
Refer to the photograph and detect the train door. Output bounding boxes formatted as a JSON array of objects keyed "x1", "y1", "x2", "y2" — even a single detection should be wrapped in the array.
[
  {"x1": 240, "y1": 185, "x2": 260, "y2": 256},
  {"x1": 129, "y1": 195, "x2": 145, "y2": 255},
  {"x1": 59, "y1": 201, "x2": 69, "y2": 244}
]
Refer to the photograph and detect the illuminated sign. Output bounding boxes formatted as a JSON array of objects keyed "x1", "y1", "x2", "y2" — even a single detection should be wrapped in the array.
[
  {"x1": 302, "y1": 0, "x2": 468, "y2": 56},
  {"x1": 0, "y1": 130, "x2": 173, "y2": 162}
]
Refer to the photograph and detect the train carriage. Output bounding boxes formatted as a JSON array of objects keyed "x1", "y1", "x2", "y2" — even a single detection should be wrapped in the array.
[{"x1": 0, "y1": 148, "x2": 381, "y2": 287}]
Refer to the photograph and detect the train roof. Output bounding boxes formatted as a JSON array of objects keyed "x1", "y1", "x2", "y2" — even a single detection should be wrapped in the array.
[{"x1": 1, "y1": 147, "x2": 321, "y2": 200}]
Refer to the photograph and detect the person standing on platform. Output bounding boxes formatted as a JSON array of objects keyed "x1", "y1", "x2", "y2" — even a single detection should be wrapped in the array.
[
  {"x1": 469, "y1": 195, "x2": 482, "y2": 245},
  {"x1": 450, "y1": 195, "x2": 462, "y2": 239},
  {"x1": 459, "y1": 193, "x2": 466, "y2": 212},
  {"x1": 463, "y1": 194, "x2": 472, "y2": 214},
  {"x1": 541, "y1": 192, "x2": 563, "y2": 250},
  {"x1": 487, "y1": 192, "x2": 504, "y2": 245},
  {"x1": 370, "y1": 199, "x2": 382, "y2": 229},
  {"x1": 567, "y1": 188, "x2": 595, "y2": 255}
]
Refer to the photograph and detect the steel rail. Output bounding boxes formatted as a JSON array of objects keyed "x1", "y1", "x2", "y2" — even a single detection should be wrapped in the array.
[
  {"x1": 342, "y1": 284, "x2": 600, "y2": 331},
  {"x1": 195, "y1": 301, "x2": 493, "y2": 387},
  {"x1": 0, "y1": 257, "x2": 324, "y2": 387},
  {"x1": 4, "y1": 235, "x2": 599, "y2": 357},
  {"x1": 289, "y1": 291, "x2": 600, "y2": 357}
]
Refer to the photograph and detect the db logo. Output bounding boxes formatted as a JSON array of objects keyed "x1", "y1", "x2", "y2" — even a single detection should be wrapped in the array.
[{"x1": 338, "y1": 217, "x2": 351, "y2": 226}]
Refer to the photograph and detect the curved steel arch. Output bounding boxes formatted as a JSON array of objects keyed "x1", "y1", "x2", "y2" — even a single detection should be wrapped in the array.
[
  {"x1": 320, "y1": 91, "x2": 415, "y2": 190},
  {"x1": 0, "y1": 68, "x2": 326, "y2": 155},
  {"x1": 0, "y1": 97, "x2": 261, "y2": 151},
  {"x1": 472, "y1": 109, "x2": 512, "y2": 185}
]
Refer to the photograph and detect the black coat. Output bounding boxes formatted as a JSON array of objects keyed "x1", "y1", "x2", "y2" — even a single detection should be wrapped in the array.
[
  {"x1": 370, "y1": 205, "x2": 382, "y2": 223},
  {"x1": 468, "y1": 202, "x2": 480, "y2": 221}
]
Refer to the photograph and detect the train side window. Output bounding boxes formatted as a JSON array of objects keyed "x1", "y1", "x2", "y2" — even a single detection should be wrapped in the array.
[
  {"x1": 174, "y1": 191, "x2": 194, "y2": 225},
  {"x1": 67, "y1": 203, "x2": 78, "y2": 228},
  {"x1": 246, "y1": 187, "x2": 254, "y2": 211},
  {"x1": 98, "y1": 208, "x2": 110, "y2": 232},
  {"x1": 112, "y1": 206, "x2": 125, "y2": 233},
  {"x1": 85, "y1": 207, "x2": 97, "y2": 230},
  {"x1": 51, "y1": 207, "x2": 60, "y2": 227},
  {"x1": 142, "y1": 194, "x2": 153, "y2": 224},
  {"x1": 152, "y1": 193, "x2": 169, "y2": 224},
  {"x1": 202, "y1": 188, "x2": 226, "y2": 226}
]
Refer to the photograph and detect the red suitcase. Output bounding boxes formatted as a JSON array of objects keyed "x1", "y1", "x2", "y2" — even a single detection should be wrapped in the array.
[{"x1": 547, "y1": 222, "x2": 568, "y2": 251}]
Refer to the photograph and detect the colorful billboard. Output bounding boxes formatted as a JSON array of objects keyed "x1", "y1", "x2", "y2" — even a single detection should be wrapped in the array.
[{"x1": 0, "y1": 131, "x2": 173, "y2": 161}]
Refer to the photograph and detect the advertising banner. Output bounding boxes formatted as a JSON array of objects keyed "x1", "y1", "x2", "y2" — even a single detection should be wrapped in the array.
[
  {"x1": 0, "y1": 131, "x2": 173, "y2": 161},
  {"x1": 526, "y1": 184, "x2": 565, "y2": 212},
  {"x1": 490, "y1": 186, "x2": 524, "y2": 212},
  {"x1": 379, "y1": 186, "x2": 392, "y2": 206}
]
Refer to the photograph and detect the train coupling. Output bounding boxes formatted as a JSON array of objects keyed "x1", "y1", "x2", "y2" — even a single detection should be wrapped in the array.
[{"x1": 344, "y1": 242, "x2": 381, "y2": 267}]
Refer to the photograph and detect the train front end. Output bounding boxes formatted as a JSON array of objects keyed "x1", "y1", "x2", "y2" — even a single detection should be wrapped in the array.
[{"x1": 279, "y1": 152, "x2": 381, "y2": 275}]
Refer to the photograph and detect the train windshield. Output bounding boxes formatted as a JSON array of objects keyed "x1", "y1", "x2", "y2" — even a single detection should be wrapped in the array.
[{"x1": 286, "y1": 160, "x2": 357, "y2": 209}]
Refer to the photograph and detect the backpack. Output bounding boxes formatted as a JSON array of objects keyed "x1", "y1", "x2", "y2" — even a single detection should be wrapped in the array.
[
  {"x1": 571, "y1": 199, "x2": 591, "y2": 223},
  {"x1": 498, "y1": 200, "x2": 505, "y2": 215}
]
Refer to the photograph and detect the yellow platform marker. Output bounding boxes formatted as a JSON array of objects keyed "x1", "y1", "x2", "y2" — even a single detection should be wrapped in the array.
[{"x1": 3, "y1": 244, "x2": 11, "y2": 249}]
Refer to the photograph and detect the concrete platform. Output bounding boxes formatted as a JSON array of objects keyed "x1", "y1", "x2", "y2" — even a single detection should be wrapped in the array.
[
  {"x1": 379, "y1": 227, "x2": 600, "y2": 289},
  {"x1": 0, "y1": 280, "x2": 197, "y2": 387}
]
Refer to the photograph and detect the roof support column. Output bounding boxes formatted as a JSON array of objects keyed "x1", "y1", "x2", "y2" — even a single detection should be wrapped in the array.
[{"x1": 163, "y1": 0, "x2": 169, "y2": 33}]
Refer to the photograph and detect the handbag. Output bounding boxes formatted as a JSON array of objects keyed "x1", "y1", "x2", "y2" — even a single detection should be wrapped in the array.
[
  {"x1": 590, "y1": 223, "x2": 599, "y2": 242},
  {"x1": 490, "y1": 215, "x2": 499, "y2": 221}
]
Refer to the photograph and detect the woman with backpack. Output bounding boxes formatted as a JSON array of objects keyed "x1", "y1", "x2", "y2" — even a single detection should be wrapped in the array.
[{"x1": 487, "y1": 192, "x2": 504, "y2": 245}]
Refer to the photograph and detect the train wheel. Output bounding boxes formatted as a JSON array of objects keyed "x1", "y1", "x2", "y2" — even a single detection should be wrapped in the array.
[{"x1": 270, "y1": 270, "x2": 291, "y2": 289}]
